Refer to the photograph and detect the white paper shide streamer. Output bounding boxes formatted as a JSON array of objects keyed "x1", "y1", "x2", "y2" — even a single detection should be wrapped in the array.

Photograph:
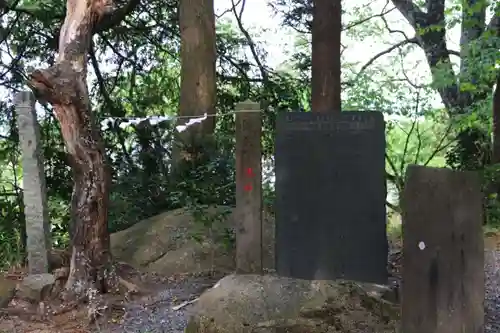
[{"x1": 100, "y1": 113, "x2": 208, "y2": 132}]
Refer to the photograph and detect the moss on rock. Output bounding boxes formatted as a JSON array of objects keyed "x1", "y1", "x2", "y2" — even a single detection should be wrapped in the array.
[{"x1": 185, "y1": 274, "x2": 400, "y2": 333}]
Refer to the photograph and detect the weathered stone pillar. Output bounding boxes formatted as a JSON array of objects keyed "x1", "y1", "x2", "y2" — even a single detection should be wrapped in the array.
[{"x1": 15, "y1": 91, "x2": 50, "y2": 274}]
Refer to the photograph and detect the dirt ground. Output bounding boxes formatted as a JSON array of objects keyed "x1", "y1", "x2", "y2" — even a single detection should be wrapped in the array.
[
  {"x1": 0, "y1": 262, "x2": 222, "y2": 333},
  {"x1": 0, "y1": 238, "x2": 403, "y2": 333},
  {"x1": 2, "y1": 232, "x2": 498, "y2": 333}
]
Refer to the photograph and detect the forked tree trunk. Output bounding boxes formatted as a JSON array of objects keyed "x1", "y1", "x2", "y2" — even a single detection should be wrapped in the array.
[
  {"x1": 28, "y1": 0, "x2": 115, "y2": 298},
  {"x1": 311, "y1": 0, "x2": 342, "y2": 113}
]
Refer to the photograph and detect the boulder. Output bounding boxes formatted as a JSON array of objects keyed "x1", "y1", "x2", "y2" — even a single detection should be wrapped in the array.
[
  {"x1": 111, "y1": 207, "x2": 275, "y2": 276},
  {"x1": 185, "y1": 274, "x2": 399, "y2": 333},
  {"x1": 17, "y1": 273, "x2": 55, "y2": 303}
]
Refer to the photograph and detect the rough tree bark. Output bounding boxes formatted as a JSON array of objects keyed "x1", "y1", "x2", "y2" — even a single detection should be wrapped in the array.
[
  {"x1": 492, "y1": 75, "x2": 500, "y2": 163},
  {"x1": 176, "y1": 0, "x2": 217, "y2": 161},
  {"x1": 27, "y1": 0, "x2": 136, "y2": 298},
  {"x1": 311, "y1": 0, "x2": 341, "y2": 113}
]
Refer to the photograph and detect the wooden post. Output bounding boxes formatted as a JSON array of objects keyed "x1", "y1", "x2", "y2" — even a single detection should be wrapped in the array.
[
  {"x1": 401, "y1": 165, "x2": 484, "y2": 333},
  {"x1": 235, "y1": 100, "x2": 263, "y2": 274},
  {"x1": 14, "y1": 91, "x2": 51, "y2": 274}
]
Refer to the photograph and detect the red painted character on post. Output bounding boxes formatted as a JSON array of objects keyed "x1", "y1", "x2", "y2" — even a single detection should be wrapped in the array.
[{"x1": 244, "y1": 167, "x2": 254, "y2": 191}]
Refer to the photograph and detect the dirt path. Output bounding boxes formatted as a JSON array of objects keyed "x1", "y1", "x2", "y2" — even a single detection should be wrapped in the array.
[
  {"x1": 101, "y1": 272, "x2": 222, "y2": 333},
  {"x1": 0, "y1": 267, "x2": 223, "y2": 333}
]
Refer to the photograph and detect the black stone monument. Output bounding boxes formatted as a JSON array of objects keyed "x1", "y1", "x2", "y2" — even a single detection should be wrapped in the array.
[{"x1": 275, "y1": 111, "x2": 387, "y2": 283}]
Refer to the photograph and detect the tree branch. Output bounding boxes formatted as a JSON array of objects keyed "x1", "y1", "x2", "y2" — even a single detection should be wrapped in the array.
[
  {"x1": 216, "y1": 0, "x2": 242, "y2": 19},
  {"x1": 343, "y1": 1, "x2": 396, "y2": 31},
  {"x1": 380, "y1": 12, "x2": 412, "y2": 41},
  {"x1": 1, "y1": 0, "x2": 140, "y2": 51},
  {"x1": 386, "y1": 153, "x2": 403, "y2": 192},
  {"x1": 390, "y1": 0, "x2": 426, "y2": 28},
  {"x1": 355, "y1": 37, "x2": 418, "y2": 81},
  {"x1": 399, "y1": 110, "x2": 418, "y2": 175},
  {"x1": 397, "y1": 46, "x2": 425, "y2": 89},
  {"x1": 230, "y1": 0, "x2": 269, "y2": 83},
  {"x1": 391, "y1": 0, "x2": 461, "y2": 112},
  {"x1": 94, "y1": 0, "x2": 141, "y2": 34},
  {"x1": 422, "y1": 122, "x2": 454, "y2": 166},
  {"x1": 386, "y1": 201, "x2": 401, "y2": 213}
]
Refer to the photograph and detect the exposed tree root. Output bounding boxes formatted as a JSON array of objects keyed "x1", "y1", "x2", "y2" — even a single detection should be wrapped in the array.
[
  {"x1": 119, "y1": 277, "x2": 140, "y2": 294},
  {"x1": 41, "y1": 260, "x2": 142, "y2": 326},
  {"x1": 0, "y1": 308, "x2": 48, "y2": 322},
  {"x1": 50, "y1": 297, "x2": 85, "y2": 316}
]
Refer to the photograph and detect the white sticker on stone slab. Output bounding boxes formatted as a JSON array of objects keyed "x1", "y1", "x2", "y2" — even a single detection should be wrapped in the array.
[{"x1": 418, "y1": 241, "x2": 426, "y2": 250}]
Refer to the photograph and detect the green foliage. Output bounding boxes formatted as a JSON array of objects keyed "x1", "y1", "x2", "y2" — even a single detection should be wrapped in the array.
[
  {"x1": 446, "y1": 126, "x2": 491, "y2": 170},
  {"x1": 386, "y1": 113, "x2": 452, "y2": 181},
  {"x1": 0, "y1": 194, "x2": 24, "y2": 269},
  {"x1": 482, "y1": 164, "x2": 500, "y2": 228},
  {"x1": 169, "y1": 138, "x2": 237, "y2": 249},
  {"x1": 188, "y1": 204, "x2": 235, "y2": 251}
]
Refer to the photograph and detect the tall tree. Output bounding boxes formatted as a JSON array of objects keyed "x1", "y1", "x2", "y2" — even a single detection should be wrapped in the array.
[
  {"x1": 27, "y1": 0, "x2": 139, "y2": 298},
  {"x1": 489, "y1": 11, "x2": 500, "y2": 163},
  {"x1": 177, "y1": 0, "x2": 217, "y2": 160},
  {"x1": 390, "y1": 0, "x2": 498, "y2": 115},
  {"x1": 311, "y1": 0, "x2": 341, "y2": 113},
  {"x1": 492, "y1": 75, "x2": 500, "y2": 163}
]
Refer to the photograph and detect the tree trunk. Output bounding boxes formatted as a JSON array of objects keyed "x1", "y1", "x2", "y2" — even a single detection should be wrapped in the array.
[
  {"x1": 491, "y1": 74, "x2": 500, "y2": 163},
  {"x1": 28, "y1": 0, "x2": 115, "y2": 298},
  {"x1": 176, "y1": 0, "x2": 217, "y2": 162},
  {"x1": 311, "y1": 0, "x2": 341, "y2": 113},
  {"x1": 391, "y1": 0, "x2": 497, "y2": 114}
]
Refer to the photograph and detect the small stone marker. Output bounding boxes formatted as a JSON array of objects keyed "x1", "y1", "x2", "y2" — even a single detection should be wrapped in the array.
[
  {"x1": 17, "y1": 273, "x2": 55, "y2": 303},
  {"x1": 401, "y1": 165, "x2": 484, "y2": 333},
  {"x1": 235, "y1": 100, "x2": 262, "y2": 274},
  {"x1": 275, "y1": 111, "x2": 387, "y2": 283},
  {"x1": 15, "y1": 91, "x2": 51, "y2": 274}
]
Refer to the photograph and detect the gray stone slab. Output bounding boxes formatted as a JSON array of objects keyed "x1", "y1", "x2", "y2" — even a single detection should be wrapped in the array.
[
  {"x1": 401, "y1": 165, "x2": 484, "y2": 333},
  {"x1": 275, "y1": 111, "x2": 387, "y2": 284}
]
